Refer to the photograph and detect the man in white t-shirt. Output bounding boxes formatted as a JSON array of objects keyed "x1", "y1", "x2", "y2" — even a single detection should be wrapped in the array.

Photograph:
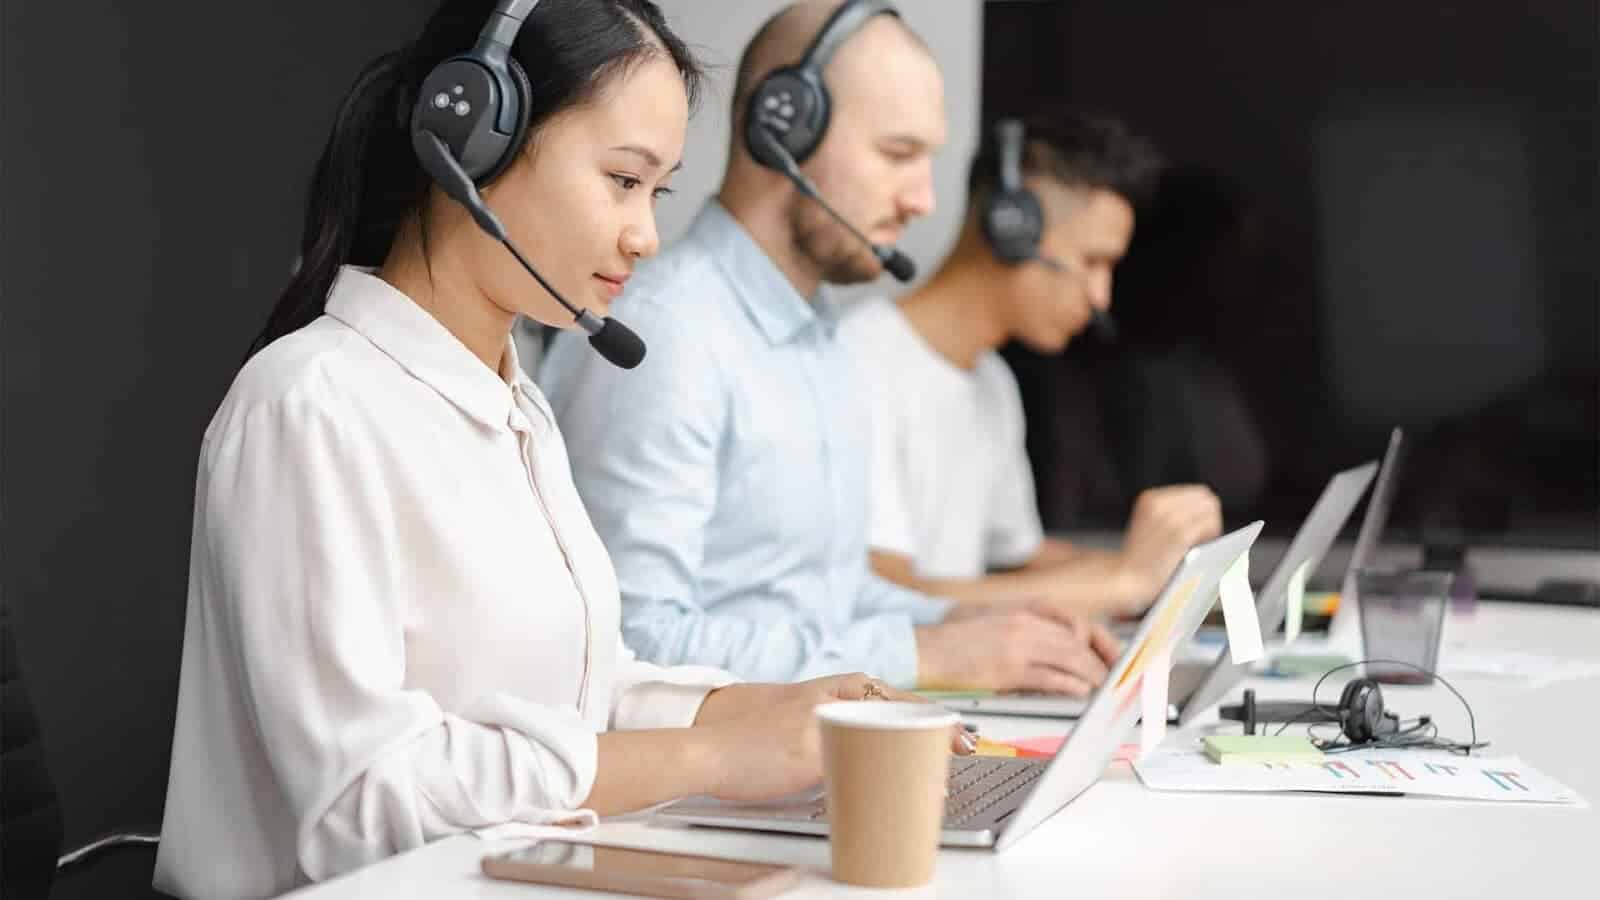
[{"x1": 841, "y1": 112, "x2": 1222, "y2": 626}]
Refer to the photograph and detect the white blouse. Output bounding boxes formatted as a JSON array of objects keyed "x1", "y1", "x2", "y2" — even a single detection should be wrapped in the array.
[{"x1": 154, "y1": 267, "x2": 735, "y2": 900}]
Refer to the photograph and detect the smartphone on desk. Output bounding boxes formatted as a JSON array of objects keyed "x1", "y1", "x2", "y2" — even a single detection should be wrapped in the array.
[{"x1": 482, "y1": 839, "x2": 802, "y2": 899}]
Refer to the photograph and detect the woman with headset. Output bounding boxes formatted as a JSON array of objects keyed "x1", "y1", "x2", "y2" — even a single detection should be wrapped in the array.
[{"x1": 155, "y1": 3, "x2": 970, "y2": 897}]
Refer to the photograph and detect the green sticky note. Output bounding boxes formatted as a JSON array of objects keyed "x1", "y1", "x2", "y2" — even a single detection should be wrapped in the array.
[
  {"x1": 1202, "y1": 735, "x2": 1324, "y2": 765},
  {"x1": 1268, "y1": 653, "x2": 1353, "y2": 678}
]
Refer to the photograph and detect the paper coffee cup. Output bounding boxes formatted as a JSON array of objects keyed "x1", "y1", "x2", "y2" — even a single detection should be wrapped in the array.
[{"x1": 816, "y1": 701, "x2": 957, "y2": 888}]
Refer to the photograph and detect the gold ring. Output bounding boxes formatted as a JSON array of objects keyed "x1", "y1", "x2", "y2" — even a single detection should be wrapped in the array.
[{"x1": 861, "y1": 681, "x2": 885, "y2": 701}]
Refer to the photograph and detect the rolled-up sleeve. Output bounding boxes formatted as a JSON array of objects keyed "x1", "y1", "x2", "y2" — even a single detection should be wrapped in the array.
[
  {"x1": 608, "y1": 637, "x2": 737, "y2": 731},
  {"x1": 621, "y1": 593, "x2": 931, "y2": 687},
  {"x1": 858, "y1": 572, "x2": 952, "y2": 626},
  {"x1": 199, "y1": 384, "x2": 603, "y2": 883}
]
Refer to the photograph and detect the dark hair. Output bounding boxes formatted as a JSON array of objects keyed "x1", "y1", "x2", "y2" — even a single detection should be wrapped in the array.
[
  {"x1": 247, "y1": 0, "x2": 702, "y2": 359},
  {"x1": 968, "y1": 111, "x2": 1163, "y2": 214}
]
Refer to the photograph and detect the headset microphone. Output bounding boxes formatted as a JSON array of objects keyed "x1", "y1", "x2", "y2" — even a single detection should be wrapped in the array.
[
  {"x1": 751, "y1": 128, "x2": 916, "y2": 283},
  {"x1": 413, "y1": 129, "x2": 646, "y2": 370},
  {"x1": 1034, "y1": 255, "x2": 1118, "y2": 341}
]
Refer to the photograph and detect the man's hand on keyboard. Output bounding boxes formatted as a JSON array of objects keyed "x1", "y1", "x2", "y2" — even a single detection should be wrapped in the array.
[{"x1": 914, "y1": 609, "x2": 1119, "y2": 696}]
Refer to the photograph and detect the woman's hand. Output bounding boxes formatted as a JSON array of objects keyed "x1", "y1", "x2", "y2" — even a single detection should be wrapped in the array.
[
  {"x1": 690, "y1": 673, "x2": 976, "y2": 803},
  {"x1": 698, "y1": 673, "x2": 961, "y2": 725},
  {"x1": 692, "y1": 695, "x2": 831, "y2": 802}
]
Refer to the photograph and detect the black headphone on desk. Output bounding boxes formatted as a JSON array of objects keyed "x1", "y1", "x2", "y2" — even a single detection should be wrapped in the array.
[
  {"x1": 1334, "y1": 678, "x2": 1399, "y2": 743},
  {"x1": 981, "y1": 119, "x2": 1045, "y2": 264},
  {"x1": 1287, "y1": 662, "x2": 1485, "y2": 754},
  {"x1": 742, "y1": 0, "x2": 899, "y2": 171}
]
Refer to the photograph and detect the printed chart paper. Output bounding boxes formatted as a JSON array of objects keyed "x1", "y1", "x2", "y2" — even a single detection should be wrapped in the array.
[{"x1": 1133, "y1": 746, "x2": 1583, "y2": 806}]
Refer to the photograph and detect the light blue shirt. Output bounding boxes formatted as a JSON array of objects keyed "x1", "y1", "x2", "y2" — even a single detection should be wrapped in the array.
[{"x1": 539, "y1": 202, "x2": 950, "y2": 687}]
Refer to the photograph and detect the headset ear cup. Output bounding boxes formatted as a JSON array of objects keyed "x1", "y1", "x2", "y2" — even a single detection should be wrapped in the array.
[
  {"x1": 743, "y1": 67, "x2": 831, "y2": 171},
  {"x1": 1363, "y1": 681, "x2": 1387, "y2": 741},
  {"x1": 786, "y1": 72, "x2": 830, "y2": 164},
  {"x1": 743, "y1": 87, "x2": 786, "y2": 171},
  {"x1": 1337, "y1": 679, "x2": 1362, "y2": 742},
  {"x1": 477, "y1": 57, "x2": 534, "y2": 186},
  {"x1": 1338, "y1": 679, "x2": 1385, "y2": 744},
  {"x1": 983, "y1": 188, "x2": 1044, "y2": 264}
]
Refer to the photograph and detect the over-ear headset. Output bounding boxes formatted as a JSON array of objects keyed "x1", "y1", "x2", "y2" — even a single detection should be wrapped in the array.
[
  {"x1": 1277, "y1": 660, "x2": 1484, "y2": 754},
  {"x1": 1227, "y1": 678, "x2": 1399, "y2": 743},
  {"x1": 978, "y1": 117, "x2": 1117, "y2": 339},
  {"x1": 736, "y1": 0, "x2": 916, "y2": 282},
  {"x1": 404, "y1": 0, "x2": 646, "y2": 369},
  {"x1": 410, "y1": 0, "x2": 538, "y2": 186},
  {"x1": 742, "y1": 0, "x2": 899, "y2": 172},
  {"x1": 1225, "y1": 659, "x2": 1485, "y2": 754},
  {"x1": 1334, "y1": 678, "x2": 1399, "y2": 743},
  {"x1": 981, "y1": 119, "x2": 1045, "y2": 264}
]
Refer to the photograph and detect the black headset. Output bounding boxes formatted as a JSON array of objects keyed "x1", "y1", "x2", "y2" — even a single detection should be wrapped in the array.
[
  {"x1": 1287, "y1": 662, "x2": 1484, "y2": 754},
  {"x1": 403, "y1": 0, "x2": 646, "y2": 369},
  {"x1": 410, "y1": 0, "x2": 539, "y2": 186},
  {"x1": 743, "y1": 0, "x2": 900, "y2": 173},
  {"x1": 1230, "y1": 661, "x2": 1484, "y2": 754},
  {"x1": 978, "y1": 117, "x2": 1117, "y2": 339},
  {"x1": 981, "y1": 118, "x2": 1046, "y2": 264},
  {"x1": 1334, "y1": 678, "x2": 1398, "y2": 744}
]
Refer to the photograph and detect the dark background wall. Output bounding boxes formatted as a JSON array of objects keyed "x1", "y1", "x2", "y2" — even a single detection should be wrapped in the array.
[
  {"x1": 2, "y1": 2, "x2": 432, "y2": 896},
  {"x1": 985, "y1": 0, "x2": 1598, "y2": 552}
]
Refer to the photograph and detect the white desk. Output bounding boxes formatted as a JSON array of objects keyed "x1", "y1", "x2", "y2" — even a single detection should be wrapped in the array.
[{"x1": 286, "y1": 602, "x2": 1599, "y2": 899}]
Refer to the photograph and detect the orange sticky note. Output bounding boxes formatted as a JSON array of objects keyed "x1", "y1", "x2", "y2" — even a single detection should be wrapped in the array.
[
  {"x1": 985, "y1": 735, "x2": 1139, "y2": 765},
  {"x1": 973, "y1": 737, "x2": 1018, "y2": 758}
]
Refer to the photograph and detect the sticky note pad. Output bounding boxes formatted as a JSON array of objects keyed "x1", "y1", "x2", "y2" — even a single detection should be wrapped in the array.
[
  {"x1": 1219, "y1": 552, "x2": 1264, "y2": 664},
  {"x1": 1284, "y1": 559, "x2": 1311, "y2": 643},
  {"x1": 1007, "y1": 735, "x2": 1066, "y2": 758},
  {"x1": 973, "y1": 738, "x2": 1018, "y2": 758},
  {"x1": 1266, "y1": 653, "x2": 1353, "y2": 678},
  {"x1": 1139, "y1": 647, "x2": 1172, "y2": 758},
  {"x1": 1202, "y1": 735, "x2": 1324, "y2": 765},
  {"x1": 916, "y1": 690, "x2": 995, "y2": 700}
]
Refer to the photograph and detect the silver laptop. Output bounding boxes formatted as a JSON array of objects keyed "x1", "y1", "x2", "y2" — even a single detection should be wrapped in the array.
[
  {"x1": 1178, "y1": 429, "x2": 1401, "y2": 725},
  {"x1": 1341, "y1": 428, "x2": 1405, "y2": 603},
  {"x1": 935, "y1": 460, "x2": 1382, "y2": 721},
  {"x1": 919, "y1": 663, "x2": 1204, "y2": 720},
  {"x1": 656, "y1": 522, "x2": 1262, "y2": 851}
]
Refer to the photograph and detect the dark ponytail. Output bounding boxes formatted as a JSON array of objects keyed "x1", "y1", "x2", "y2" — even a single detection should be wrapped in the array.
[{"x1": 247, "y1": 0, "x2": 704, "y2": 361}]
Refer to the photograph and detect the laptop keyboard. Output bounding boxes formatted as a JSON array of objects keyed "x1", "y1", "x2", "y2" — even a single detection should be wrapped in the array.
[
  {"x1": 943, "y1": 757, "x2": 1046, "y2": 825},
  {"x1": 803, "y1": 757, "x2": 1046, "y2": 827}
]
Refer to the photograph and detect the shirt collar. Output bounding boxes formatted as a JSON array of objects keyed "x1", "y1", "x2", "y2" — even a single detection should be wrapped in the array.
[
  {"x1": 325, "y1": 266, "x2": 525, "y2": 430},
  {"x1": 691, "y1": 201, "x2": 834, "y2": 345}
]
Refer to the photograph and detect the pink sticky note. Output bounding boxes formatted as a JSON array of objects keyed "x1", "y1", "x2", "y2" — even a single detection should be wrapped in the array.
[
  {"x1": 1008, "y1": 735, "x2": 1067, "y2": 757},
  {"x1": 1000, "y1": 735, "x2": 1140, "y2": 767}
]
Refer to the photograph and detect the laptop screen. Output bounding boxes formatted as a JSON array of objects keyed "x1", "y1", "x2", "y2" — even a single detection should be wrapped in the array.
[
  {"x1": 1178, "y1": 439, "x2": 1397, "y2": 725},
  {"x1": 997, "y1": 522, "x2": 1262, "y2": 850}
]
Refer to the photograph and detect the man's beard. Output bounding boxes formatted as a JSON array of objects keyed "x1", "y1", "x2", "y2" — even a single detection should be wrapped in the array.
[{"x1": 787, "y1": 200, "x2": 883, "y2": 286}]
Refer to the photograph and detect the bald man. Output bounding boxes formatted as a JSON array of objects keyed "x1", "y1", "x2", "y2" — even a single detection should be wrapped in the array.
[{"x1": 540, "y1": 1, "x2": 1118, "y2": 693}]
